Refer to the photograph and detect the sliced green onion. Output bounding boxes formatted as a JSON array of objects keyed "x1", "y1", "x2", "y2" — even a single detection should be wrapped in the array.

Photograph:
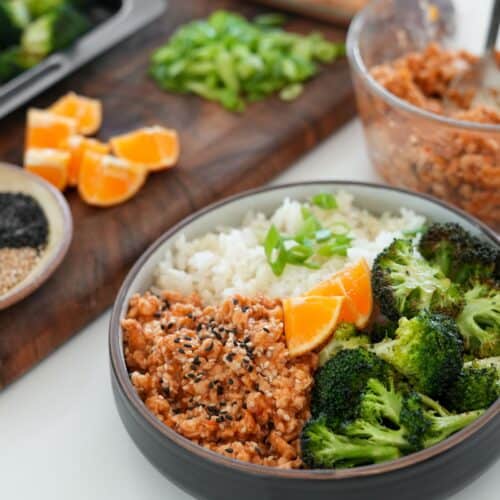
[{"x1": 311, "y1": 192, "x2": 338, "y2": 209}]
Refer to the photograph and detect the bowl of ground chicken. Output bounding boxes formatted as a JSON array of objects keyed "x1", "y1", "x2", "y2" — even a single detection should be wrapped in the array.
[
  {"x1": 109, "y1": 181, "x2": 499, "y2": 500},
  {"x1": 347, "y1": 0, "x2": 500, "y2": 230},
  {"x1": 0, "y1": 163, "x2": 72, "y2": 309}
]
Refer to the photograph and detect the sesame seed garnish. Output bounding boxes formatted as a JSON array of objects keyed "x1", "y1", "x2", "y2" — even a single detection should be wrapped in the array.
[{"x1": 225, "y1": 447, "x2": 233, "y2": 453}]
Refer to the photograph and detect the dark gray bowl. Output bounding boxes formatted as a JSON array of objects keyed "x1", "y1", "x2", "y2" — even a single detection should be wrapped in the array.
[{"x1": 109, "y1": 181, "x2": 500, "y2": 500}]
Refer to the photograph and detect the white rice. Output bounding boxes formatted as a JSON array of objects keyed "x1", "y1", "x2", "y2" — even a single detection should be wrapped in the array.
[{"x1": 154, "y1": 191, "x2": 426, "y2": 304}]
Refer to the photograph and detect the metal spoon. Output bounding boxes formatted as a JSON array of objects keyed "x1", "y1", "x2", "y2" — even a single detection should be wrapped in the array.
[{"x1": 450, "y1": 0, "x2": 500, "y2": 110}]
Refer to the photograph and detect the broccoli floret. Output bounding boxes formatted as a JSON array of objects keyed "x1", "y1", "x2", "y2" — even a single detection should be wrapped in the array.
[
  {"x1": 400, "y1": 392, "x2": 484, "y2": 449},
  {"x1": 311, "y1": 348, "x2": 391, "y2": 429},
  {"x1": 419, "y1": 223, "x2": 498, "y2": 287},
  {"x1": 369, "y1": 320, "x2": 398, "y2": 343},
  {"x1": 341, "y1": 377, "x2": 413, "y2": 450},
  {"x1": 26, "y1": 0, "x2": 92, "y2": 17},
  {"x1": 372, "y1": 238, "x2": 463, "y2": 320},
  {"x1": 0, "y1": 46, "x2": 41, "y2": 83},
  {"x1": 370, "y1": 311, "x2": 463, "y2": 398},
  {"x1": 318, "y1": 323, "x2": 370, "y2": 367},
  {"x1": 456, "y1": 284, "x2": 500, "y2": 358},
  {"x1": 301, "y1": 417, "x2": 401, "y2": 468},
  {"x1": 0, "y1": 1, "x2": 30, "y2": 49},
  {"x1": 443, "y1": 357, "x2": 500, "y2": 412},
  {"x1": 22, "y1": 4, "x2": 90, "y2": 57}
]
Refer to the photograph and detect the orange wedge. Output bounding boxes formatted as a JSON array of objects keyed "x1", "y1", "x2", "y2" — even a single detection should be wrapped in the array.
[
  {"x1": 25, "y1": 148, "x2": 70, "y2": 190},
  {"x1": 306, "y1": 276, "x2": 360, "y2": 325},
  {"x1": 26, "y1": 109, "x2": 77, "y2": 150},
  {"x1": 305, "y1": 258, "x2": 373, "y2": 328},
  {"x1": 78, "y1": 151, "x2": 147, "y2": 207},
  {"x1": 49, "y1": 92, "x2": 102, "y2": 135},
  {"x1": 283, "y1": 296, "x2": 344, "y2": 357},
  {"x1": 110, "y1": 126, "x2": 179, "y2": 171},
  {"x1": 63, "y1": 135, "x2": 109, "y2": 186}
]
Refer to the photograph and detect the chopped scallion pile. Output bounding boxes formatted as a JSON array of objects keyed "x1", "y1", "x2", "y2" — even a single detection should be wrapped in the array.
[
  {"x1": 150, "y1": 10, "x2": 345, "y2": 111},
  {"x1": 263, "y1": 193, "x2": 352, "y2": 276}
]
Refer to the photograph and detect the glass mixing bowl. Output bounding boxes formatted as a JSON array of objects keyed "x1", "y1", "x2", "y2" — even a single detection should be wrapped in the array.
[{"x1": 347, "y1": 0, "x2": 500, "y2": 229}]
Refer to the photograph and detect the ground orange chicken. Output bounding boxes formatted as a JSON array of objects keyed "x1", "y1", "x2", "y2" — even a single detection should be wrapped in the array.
[{"x1": 122, "y1": 291, "x2": 317, "y2": 468}]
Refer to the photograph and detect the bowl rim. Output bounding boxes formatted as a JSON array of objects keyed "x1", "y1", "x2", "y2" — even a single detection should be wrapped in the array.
[
  {"x1": 0, "y1": 163, "x2": 73, "y2": 310},
  {"x1": 346, "y1": 0, "x2": 500, "y2": 134},
  {"x1": 109, "y1": 180, "x2": 499, "y2": 480}
]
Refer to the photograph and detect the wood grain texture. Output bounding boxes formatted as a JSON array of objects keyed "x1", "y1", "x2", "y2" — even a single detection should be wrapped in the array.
[{"x1": 0, "y1": 0, "x2": 355, "y2": 388}]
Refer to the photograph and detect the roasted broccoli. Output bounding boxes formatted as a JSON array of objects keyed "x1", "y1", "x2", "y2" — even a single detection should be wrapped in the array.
[
  {"x1": 372, "y1": 238, "x2": 463, "y2": 320},
  {"x1": 21, "y1": 4, "x2": 90, "y2": 57},
  {"x1": 456, "y1": 283, "x2": 500, "y2": 358},
  {"x1": 0, "y1": 46, "x2": 40, "y2": 84},
  {"x1": 370, "y1": 312, "x2": 463, "y2": 398},
  {"x1": 419, "y1": 223, "x2": 498, "y2": 287},
  {"x1": 400, "y1": 392, "x2": 484, "y2": 449},
  {"x1": 341, "y1": 377, "x2": 412, "y2": 450},
  {"x1": 301, "y1": 417, "x2": 401, "y2": 468},
  {"x1": 443, "y1": 357, "x2": 500, "y2": 412},
  {"x1": 26, "y1": 0, "x2": 92, "y2": 17},
  {"x1": 318, "y1": 323, "x2": 370, "y2": 366},
  {"x1": 369, "y1": 320, "x2": 398, "y2": 343},
  {"x1": 0, "y1": 0, "x2": 31, "y2": 49},
  {"x1": 311, "y1": 348, "x2": 391, "y2": 429}
]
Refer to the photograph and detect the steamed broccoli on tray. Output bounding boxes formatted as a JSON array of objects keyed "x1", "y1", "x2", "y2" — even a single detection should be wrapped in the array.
[
  {"x1": 0, "y1": 0, "x2": 92, "y2": 84},
  {"x1": 300, "y1": 222, "x2": 499, "y2": 469}
]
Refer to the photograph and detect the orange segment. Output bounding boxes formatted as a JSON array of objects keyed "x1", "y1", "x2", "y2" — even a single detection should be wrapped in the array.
[
  {"x1": 26, "y1": 109, "x2": 77, "y2": 150},
  {"x1": 63, "y1": 135, "x2": 109, "y2": 186},
  {"x1": 336, "y1": 258, "x2": 373, "y2": 327},
  {"x1": 49, "y1": 92, "x2": 102, "y2": 135},
  {"x1": 110, "y1": 126, "x2": 179, "y2": 171},
  {"x1": 306, "y1": 277, "x2": 360, "y2": 325},
  {"x1": 78, "y1": 151, "x2": 147, "y2": 207},
  {"x1": 305, "y1": 258, "x2": 373, "y2": 328},
  {"x1": 25, "y1": 148, "x2": 70, "y2": 190},
  {"x1": 283, "y1": 296, "x2": 344, "y2": 357}
]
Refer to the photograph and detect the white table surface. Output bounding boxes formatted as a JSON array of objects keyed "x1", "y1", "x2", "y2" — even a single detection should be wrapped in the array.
[{"x1": 1, "y1": 119, "x2": 499, "y2": 499}]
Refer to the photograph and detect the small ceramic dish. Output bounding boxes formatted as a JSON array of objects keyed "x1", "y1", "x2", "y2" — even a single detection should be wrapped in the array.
[
  {"x1": 0, "y1": 163, "x2": 73, "y2": 310},
  {"x1": 109, "y1": 181, "x2": 499, "y2": 500}
]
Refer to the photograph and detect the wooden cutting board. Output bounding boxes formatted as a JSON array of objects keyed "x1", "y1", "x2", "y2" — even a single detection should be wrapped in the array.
[{"x1": 0, "y1": 0, "x2": 355, "y2": 388}]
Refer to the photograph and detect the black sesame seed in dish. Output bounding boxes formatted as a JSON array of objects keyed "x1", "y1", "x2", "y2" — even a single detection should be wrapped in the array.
[{"x1": 0, "y1": 192, "x2": 49, "y2": 296}]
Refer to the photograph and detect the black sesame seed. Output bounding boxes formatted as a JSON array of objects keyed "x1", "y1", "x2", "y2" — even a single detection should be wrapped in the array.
[
  {"x1": 241, "y1": 306, "x2": 249, "y2": 312},
  {"x1": 232, "y1": 298, "x2": 238, "y2": 305},
  {"x1": 225, "y1": 415, "x2": 233, "y2": 421},
  {"x1": 178, "y1": 348, "x2": 185, "y2": 354},
  {"x1": 193, "y1": 356, "x2": 201, "y2": 366},
  {"x1": 225, "y1": 447, "x2": 233, "y2": 453},
  {"x1": 184, "y1": 343, "x2": 192, "y2": 349},
  {"x1": 187, "y1": 313, "x2": 193, "y2": 319},
  {"x1": 174, "y1": 338, "x2": 180, "y2": 344},
  {"x1": 153, "y1": 311, "x2": 161, "y2": 318},
  {"x1": 216, "y1": 416, "x2": 224, "y2": 423},
  {"x1": 263, "y1": 327, "x2": 270, "y2": 333},
  {"x1": 228, "y1": 378, "x2": 234, "y2": 385},
  {"x1": 167, "y1": 322, "x2": 175, "y2": 329},
  {"x1": 204, "y1": 342, "x2": 214, "y2": 352},
  {"x1": 217, "y1": 386, "x2": 224, "y2": 396},
  {"x1": 247, "y1": 366, "x2": 254, "y2": 372},
  {"x1": 196, "y1": 324, "x2": 203, "y2": 332}
]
